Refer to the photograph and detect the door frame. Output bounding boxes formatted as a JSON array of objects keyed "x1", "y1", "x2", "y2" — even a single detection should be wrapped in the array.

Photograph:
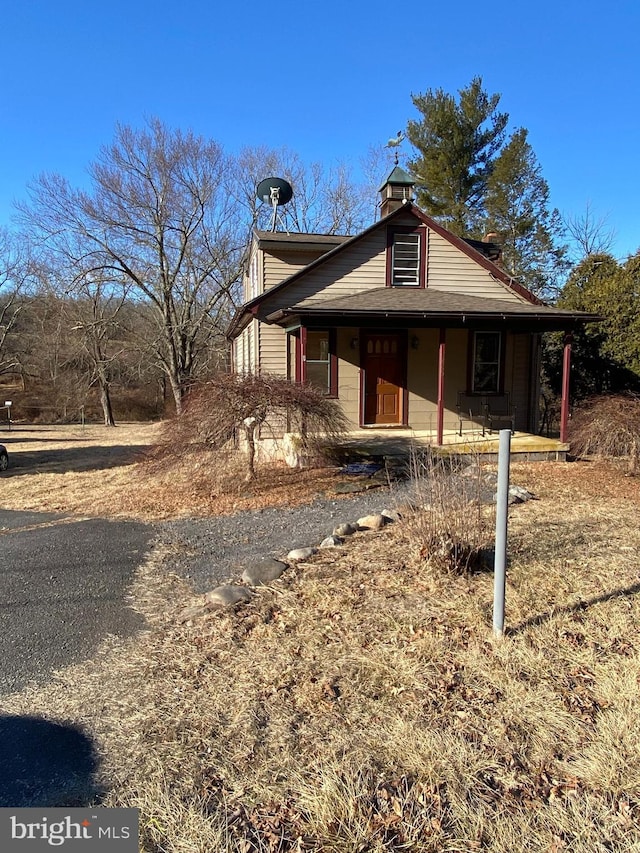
[{"x1": 359, "y1": 330, "x2": 408, "y2": 427}]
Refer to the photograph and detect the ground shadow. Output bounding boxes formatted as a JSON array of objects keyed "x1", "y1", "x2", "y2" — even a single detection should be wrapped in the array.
[
  {"x1": 507, "y1": 581, "x2": 640, "y2": 636},
  {"x1": 0, "y1": 715, "x2": 103, "y2": 806},
  {"x1": 2, "y1": 444, "x2": 152, "y2": 476}
]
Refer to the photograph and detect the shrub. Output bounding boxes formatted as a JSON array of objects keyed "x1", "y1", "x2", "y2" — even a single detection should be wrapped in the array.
[
  {"x1": 568, "y1": 394, "x2": 640, "y2": 473},
  {"x1": 152, "y1": 372, "x2": 349, "y2": 480},
  {"x1": 403, "y1": 449, "x2": 495, "y2": 574}
]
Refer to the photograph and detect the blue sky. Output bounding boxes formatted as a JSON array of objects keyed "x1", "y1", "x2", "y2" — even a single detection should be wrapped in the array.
[{"x1": 2, "y1": 0, "x2": 639, "y2": 260}]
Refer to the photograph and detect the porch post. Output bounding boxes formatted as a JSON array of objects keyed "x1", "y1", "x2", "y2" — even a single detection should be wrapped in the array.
[
  {"x1": 437, "y1": 328, "x2": 446, "y2": 445},
  {"x1": 560, "y1": 332, "x2": 573, "y2": 443}
]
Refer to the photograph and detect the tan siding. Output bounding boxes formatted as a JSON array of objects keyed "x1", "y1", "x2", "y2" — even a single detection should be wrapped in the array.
[
  {"x1": 336, "y1": 327, "x2": 361, "y2": 427},
  {"x1": 427, "y1": 230, "x2": 525, "y2": 302},
  {"x1": 259, "y1": 323, "x2": 288, "y2": 376},
  {"x1": 261, "y1": 230, "x2": 388, "y2": 313},
  {"x1": 263, "y1": 250, "x2": 332, "y2": 291},
  {"x1": 406, "y1": 328, "x2": 471, "y2": 432},
  {"x1": 508, "y1": 333, "x2": 531, "y2": 432},
  {"x1": 407, "y1": 329, "x2": 438, "y2": 430}
]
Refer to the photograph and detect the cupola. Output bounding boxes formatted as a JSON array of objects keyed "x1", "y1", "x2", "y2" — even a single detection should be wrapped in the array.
[{"x1": 378, "y1": 166, "x2": 416, "y2": 218}]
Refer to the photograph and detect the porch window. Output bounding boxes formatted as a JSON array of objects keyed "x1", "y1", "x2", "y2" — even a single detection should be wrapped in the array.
[
  {"x1": 303, "y1": 329, "x2": 337, "y2": 396},
  {"x1": 472, "y1": 331, "x2": 501, "y2": 393},
  {"x1": 387, "y1": 227, "x2": 425, "y2": 287}
]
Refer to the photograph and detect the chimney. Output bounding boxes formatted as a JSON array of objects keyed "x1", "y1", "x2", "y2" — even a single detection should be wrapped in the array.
[{"x1": 482, "y1": 232, "x2": 503, "y2": 266}]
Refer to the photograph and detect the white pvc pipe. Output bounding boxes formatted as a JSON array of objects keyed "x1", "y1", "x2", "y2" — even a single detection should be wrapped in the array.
[{"x1": 493, "y1": 429, "x2": 511, "y2": 637}]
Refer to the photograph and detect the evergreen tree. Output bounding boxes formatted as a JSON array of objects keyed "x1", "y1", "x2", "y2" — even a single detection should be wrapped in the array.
[
  {"x1": 483, "y1": 128, "x2": 568, "y2": 296},
  {"x1": 406, "y1": 79, "x2": 567, "y2": 297},
  {"x1": 547, "y1": 253, "x2": 640, "y2": 397},
  {"x1": 407, "y1": 77, "x2": 508, "y2": 236}
]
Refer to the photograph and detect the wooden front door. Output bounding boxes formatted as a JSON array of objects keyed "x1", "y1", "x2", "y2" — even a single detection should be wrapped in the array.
[{"x1": 363, "y1": 333, "x2": 405, "y2": 425}]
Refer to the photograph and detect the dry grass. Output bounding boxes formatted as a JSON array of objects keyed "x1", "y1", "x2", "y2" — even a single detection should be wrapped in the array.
[
  {"x1": 2, "y1": 437, "x2": 640, "y2": 850},
  {"x1": 0, "y1": 423, "x2": 350, "y2": 519}
]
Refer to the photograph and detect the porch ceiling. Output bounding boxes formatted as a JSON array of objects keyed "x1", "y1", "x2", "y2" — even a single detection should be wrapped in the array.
[{"x1": 265, "y1": 288, "x2": 601, "y2": 332}]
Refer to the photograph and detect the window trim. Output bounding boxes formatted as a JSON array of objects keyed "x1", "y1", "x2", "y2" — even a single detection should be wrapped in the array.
[
  {"x1": 300, "y1": 327, "x2": 338, "y2": 397},
  {"x1": 468, "y1": 330, "x2": 505, "y2": 395},
  {"x1": 386, "y1": 226, "x2": 426, "y2": 288}
]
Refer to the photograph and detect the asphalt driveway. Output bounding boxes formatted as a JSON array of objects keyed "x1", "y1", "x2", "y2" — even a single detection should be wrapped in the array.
[{"x1": 0, "y1": 509, "x2": 153, "y2": 694}]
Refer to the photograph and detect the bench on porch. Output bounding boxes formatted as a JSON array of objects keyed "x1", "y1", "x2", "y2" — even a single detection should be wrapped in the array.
[{"x1": 457, "y1": 392, "x2": 516, "y2": 436}]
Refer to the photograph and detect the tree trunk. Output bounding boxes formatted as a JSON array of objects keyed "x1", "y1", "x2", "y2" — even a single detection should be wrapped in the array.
[
  {"x1": 243, "y1": 418, "x2": 258, "y2": 481},
  {"x1": 100, "y1": 383, "x2": 116, "y2": 426},
  {"x1": 168, "y1": 370, "x2": 184, "y2": 416}
]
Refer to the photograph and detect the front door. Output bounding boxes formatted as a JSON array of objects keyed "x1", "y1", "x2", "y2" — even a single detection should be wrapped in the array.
[{"x1": 362, "y1": 333, "x2": 406, "y2": 425}]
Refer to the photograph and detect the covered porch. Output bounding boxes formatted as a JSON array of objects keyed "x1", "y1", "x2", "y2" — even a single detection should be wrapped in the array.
[{"x1": 329, "y1": 427, "x2": 569, "y2": 462}]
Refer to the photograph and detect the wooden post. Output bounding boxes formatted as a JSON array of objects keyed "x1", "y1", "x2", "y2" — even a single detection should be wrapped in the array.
[
  {"x1": 560, "y1": 333, "x2": 573, "y2": 443},
  {"x1": 437, "y1": 328, "x2": 446, "y2": 445}
]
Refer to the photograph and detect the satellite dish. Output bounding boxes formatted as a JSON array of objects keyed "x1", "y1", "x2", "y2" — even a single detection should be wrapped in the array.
[{"x1": 256, "y1": 176, "x2": 293, "y2": 231}]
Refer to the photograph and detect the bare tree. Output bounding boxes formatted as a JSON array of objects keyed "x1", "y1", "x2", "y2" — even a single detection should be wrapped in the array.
[
  {"x1": 67, "y1": 272, "x2": 130, "y2": 426},
  {"x1": 230, "y1": 146, "x2": 373, "y2": 239},
  {"x1": 564, "y1": 201, "x2": 616, "y2": 262},
  {"x1": 0, "y1": 228, "x2": 29, "y2": 377},
  {"x1": 20, "y1": 119, "x2": 242, "y2": 414}
]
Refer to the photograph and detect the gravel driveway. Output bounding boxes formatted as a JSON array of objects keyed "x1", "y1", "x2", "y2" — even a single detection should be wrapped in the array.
[{"x1": 156, "y1": 480, "x2": 413, "y2": 593}]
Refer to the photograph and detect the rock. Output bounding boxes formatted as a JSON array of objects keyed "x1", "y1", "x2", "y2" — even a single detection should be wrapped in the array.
[
  {"x1": 509, "y1": 485, "x2": 536, "y2": 502},
  {"x1": 494, "y1": 485, "x2": 537, "y2": 505},
  {"x1": 357, "y1": 513, "x2": 388, "y2": 531},
  {"x1": 320, "y1": 535, "x2": 344, "y2": 548},
  {"x1": 287, "y1": 547, "x2": 317, "y2": 562},
  {"x1": 205, "y1": 585, "x2": 253, "y2": 607},
  {"x1": 283, "y1": 432, "x2": 310, "y2": 469},
  {"x1": 333, "y1": 522, "x2": 359, "y2": 537},
  {"x1": 381, "y1": 508, "x2": 401, "y2": 522},
  {"x1": 241, "y1": 557, "x2": 287, "y2": 586}
]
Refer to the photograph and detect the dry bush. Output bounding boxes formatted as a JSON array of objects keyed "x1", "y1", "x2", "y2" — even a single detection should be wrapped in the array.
[
  {"x1": 150, "y1": 373, "x2": 349, "y2": 481},
  {"x1": 403, "y1": 449, "x2": 496, "y2": 574},
  {"x1": 569, "y1": 394, "x2": 640, "y2": 473}
]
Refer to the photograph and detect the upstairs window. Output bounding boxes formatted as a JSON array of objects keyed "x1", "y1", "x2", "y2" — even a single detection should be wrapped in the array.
[
  {"x1": 472, "y1": 331, "x2": 502, "y2": 393},
  {"x1": 387, "y1": 227, "x2": 425, "y2": 287}
]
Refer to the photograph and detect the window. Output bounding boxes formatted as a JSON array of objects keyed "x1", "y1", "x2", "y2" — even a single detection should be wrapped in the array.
[
  {"x1": 472, "y1": 332, "x2": 501, "y2": 393},
  {"x1": 386, "y1": 227, "x2": 425, "y2": 287},
  {"x1": 303, "y1": 329, "x2": 337, "y2": 396}
]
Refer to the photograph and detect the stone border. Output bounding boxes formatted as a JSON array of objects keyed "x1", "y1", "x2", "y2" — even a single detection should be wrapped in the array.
[{"x1": 176, "y1": 508, "x2": 401, "y2": 624}]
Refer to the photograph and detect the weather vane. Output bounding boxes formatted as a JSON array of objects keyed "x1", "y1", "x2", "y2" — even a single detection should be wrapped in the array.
[{"x1": 385, "y1": 130, "x2": 405, "y2": 165}]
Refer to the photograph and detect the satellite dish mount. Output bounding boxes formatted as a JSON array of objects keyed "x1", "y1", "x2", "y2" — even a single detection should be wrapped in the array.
[{"x1": 256, "y1": 177, "x2": 293, "y2": 231}]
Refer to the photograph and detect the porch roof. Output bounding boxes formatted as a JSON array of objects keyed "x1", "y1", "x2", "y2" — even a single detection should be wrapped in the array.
[{"x1": 265, "y1": 288, "x2": 601, "y2": 331}]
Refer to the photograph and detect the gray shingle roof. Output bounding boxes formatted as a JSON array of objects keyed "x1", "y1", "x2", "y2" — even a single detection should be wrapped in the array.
[{"x1": 265, "y1": 288, "x2": 600, "y2": 328}]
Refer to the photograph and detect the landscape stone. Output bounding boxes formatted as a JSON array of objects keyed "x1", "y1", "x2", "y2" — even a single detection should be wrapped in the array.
[
  {"x1": 320, "y1": 535, "x2": 344, "y2": 548},
  {"x1": 333, "y1": 522, "x2": 359, "y2": 537},
  {"x1": 286, "y1": 546, "x2": 317, "y2": 561},
  {"x1": 357, "y1": 513, "x2": 388, "y2": 531},
  {"x1": 241, "y1": 557, "x2": 287, "y2": 586},
  {"x1": 381, "y1": 509, "x2": 401, "y2": 522},
  {"x1": 205, "y1": 585, "x2": 253, "y2": 607}
]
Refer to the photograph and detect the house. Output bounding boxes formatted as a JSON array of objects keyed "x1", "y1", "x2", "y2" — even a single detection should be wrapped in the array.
[{"x1": 228, "y1": 168, "x2": 597, "y2": 450}]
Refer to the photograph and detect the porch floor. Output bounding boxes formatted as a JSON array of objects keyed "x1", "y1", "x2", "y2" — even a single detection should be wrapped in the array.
[{"x1": 333, "y1": 428, "x2": 569, "y2": 462}]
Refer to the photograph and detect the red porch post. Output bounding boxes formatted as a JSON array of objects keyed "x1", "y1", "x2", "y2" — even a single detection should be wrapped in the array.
[
  {"x1": 560, "y1": 332, "x2": 573, "y2": 443},
  {"x1": 437, "y1": 328, "x2": 446, "y2": 445}
]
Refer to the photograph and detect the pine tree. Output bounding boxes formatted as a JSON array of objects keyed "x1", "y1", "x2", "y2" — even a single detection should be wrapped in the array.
[
  {"x1": 407, "y1": 77, "x2": 508, "y2": 236},
  {"x1": 483, "y1": 128, "x2": 568, "y2": 296},
  {"x1": 406, "y1": 79, "x2": 566, "y2": 297}
]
